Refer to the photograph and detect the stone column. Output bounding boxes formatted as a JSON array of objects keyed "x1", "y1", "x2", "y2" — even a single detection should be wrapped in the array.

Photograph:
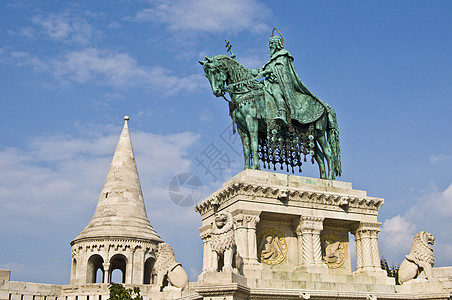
[
  {"x1": 354, "y1": 232, "x2": 363, "y2": 271},
  {"x1": 353, "y1": 222, "x2": 383, "y2": 273},
  {"x1": 370, "y1": 229, "x2": 381, "y2": 269},
  {"x1": 103, "y1": 262, "x2": 110, "y2": 283},
  {"x1": 245, "y1": 215, "x2": 260, "y2": 263},
  {"x1": 125, "y1": 253, "x2": 133, "y2": 284},
  {"x1": 233, "y1": 214, "x2": 249, "y2": 261},
  {"x1": 295, "y1": 216, "x2": 325, "y2": 271},
  {"x1": 131, "y1": 246, "x2": 144, "y2": 284},
  {"x1": 199, "y1": 225, "x2": 212, "y2": 273}
]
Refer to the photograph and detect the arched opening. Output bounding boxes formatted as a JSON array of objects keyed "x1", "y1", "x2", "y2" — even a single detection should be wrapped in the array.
[
  {"x1": 349, "y1": 232, "x2": 357, "y2": 272},
  {"x1": 70, "y1": 258, "x2": 77, "y2": 284},
  {"x1": 109, "y1": 254, "x2": 127, "y2": 283},
  {"x1": 87, "y1": 254, "x2": 104, "y2": 283},
  {"x1": 111, "y1": 269, "x2": 124, "y2": 283},
  {"x1": 143, "y1": 257, "x2": 156, "y2": 284},
  {"x1": 96, "y1": 268, "x2": 104, "y2": 283}
]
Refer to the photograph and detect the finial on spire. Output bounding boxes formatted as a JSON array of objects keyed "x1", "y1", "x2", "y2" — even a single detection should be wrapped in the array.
[{"x1": 124, "y1": 115, "x2": 129, "y2": 121}]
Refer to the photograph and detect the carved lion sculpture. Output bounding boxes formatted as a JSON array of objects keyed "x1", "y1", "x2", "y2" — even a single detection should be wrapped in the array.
[
  {"x1": 209, "y1": 211, "x2": 241, "y2": 272},
  {"x1": 398, "y1": 231, "x2": 436, "y2": 285},
  {"x1": 154, "y1": 242, "x2": 189, "y2": 291}
]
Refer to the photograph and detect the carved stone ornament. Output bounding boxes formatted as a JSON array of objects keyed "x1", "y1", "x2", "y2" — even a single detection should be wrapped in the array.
[
  {"x1": 154, "y1": 242, "x2": 189, "y2": 290},
  {"x1": 398, "y1": 231, "x2": 436, "y2": 285},
  {"x1": 210, "y1": 211, "x2": 235, "y2": 253},
  {"x1": 257, "y1": 228, "x2": 287, "y2": 265},
  {"x1": 195, "y1": 182, "x2": 383, "y2": 217},
  {"x1": 321, "y1": 233, "x2": 346, "y2": 269}
]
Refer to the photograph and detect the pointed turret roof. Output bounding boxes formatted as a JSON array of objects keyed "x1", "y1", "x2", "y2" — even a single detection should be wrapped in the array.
[{"x1": 72, "y1": 116, "x2": 162, "y2": 244}]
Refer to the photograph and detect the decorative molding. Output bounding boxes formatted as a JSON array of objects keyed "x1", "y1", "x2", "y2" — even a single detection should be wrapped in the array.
[
  {"x1": 71, "y1": 239, "x2": 158, "y2": 257},
  {"x1": 195, "y1": 182, "x2": 383, "y2": 216}
]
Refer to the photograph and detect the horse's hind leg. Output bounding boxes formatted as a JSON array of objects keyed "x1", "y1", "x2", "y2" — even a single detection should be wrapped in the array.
[
  {"x1": 314, "y1": 142, "x2": 327, "y2": 179},
  {"x1": 238, "y1": 127, "x2": 251, "y2": 169},
  {"x1": 316, "y1": 134, "x2": 334, "y2": 179},
  {"x1": 315, "y1": 116, "x2": 334, "y2": 179}
]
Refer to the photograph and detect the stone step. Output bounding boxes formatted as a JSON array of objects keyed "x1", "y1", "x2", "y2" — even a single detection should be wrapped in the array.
[{"x1": 251, "y1": 278, "x2": 395, "y2": 293}]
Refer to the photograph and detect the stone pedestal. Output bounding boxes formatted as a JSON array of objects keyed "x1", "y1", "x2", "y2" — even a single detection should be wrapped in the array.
[
  {"x1": 195, "y1": 170, "x2": 392, "y2": 291},
  {"x1": 395, "y1": 280, "x2": 448, "y2": 295},
  {"x1": 193, "y1": 170, "x2": 450, "y2": 299}
]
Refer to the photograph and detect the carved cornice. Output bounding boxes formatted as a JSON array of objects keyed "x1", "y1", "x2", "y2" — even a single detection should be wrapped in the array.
[
  {"x1": 195, "y1": 182, "x2": 383, "y2": 216},
  {"x1": 70, "y1": 236, "x2": 161, "y2": 246},
  {"x1": 71, "y1": 238, "x2": 159, "y2": 257}
]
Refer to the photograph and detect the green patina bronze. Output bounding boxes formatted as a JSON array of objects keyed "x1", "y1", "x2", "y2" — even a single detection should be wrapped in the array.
[{"x1": 199, "y1": 31, "x2": 342, "y2": 180}]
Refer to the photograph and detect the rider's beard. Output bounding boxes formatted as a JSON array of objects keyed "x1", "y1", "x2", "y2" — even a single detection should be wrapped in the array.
[{"x1": 270, "y1": 46, "x2": 276, "y2": 56}]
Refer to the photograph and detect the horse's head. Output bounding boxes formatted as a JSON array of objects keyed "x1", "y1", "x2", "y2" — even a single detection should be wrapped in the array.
[{"x1": 199, "y1": 56, "x2": 227, "y2": 97}]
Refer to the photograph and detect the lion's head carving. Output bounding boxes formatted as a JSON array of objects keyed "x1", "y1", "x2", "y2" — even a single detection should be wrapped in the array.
[
  {"x1": 407, "y1": 231, "x2": 435, "y2": 266},
  {"x1": 210, "y1": 211, "x2": 234, "y2": 253}
]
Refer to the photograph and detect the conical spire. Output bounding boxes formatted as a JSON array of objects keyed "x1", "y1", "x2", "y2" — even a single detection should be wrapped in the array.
[{"x1": 72, "y1": 116, "x2": 162, "y2": 243}]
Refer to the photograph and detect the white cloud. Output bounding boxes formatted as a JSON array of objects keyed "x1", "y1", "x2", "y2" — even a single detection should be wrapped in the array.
[
  {"x1": 9, "y1": 51, "x2": 49, "y2": 72},
  {"x1": 131, "y1": 0, "x2": 270, "y2": 34},
  {"x1": 380, "y1": 215, "x2": 417, "y2": 263},
  {"x1": 199, "y1": 108, "x2": 213, "y2": 122},
  {"x1": 31, "y1": 12, "x2": 97, "y2": 45},
  {"x1": 52, "y1": 48, "x2": 204, "y2": 93},
  {"x1": 0, "y1": 125, "x2": 199, "y2": 237},
  {"x1": 2, "y1": 48, "x2": 204, "y2": 94},
  {"x1": 379, "y1": 183, "x2": 452, "y2": 267},
  {"x1": 430, "y1": 153, "x2": 451, "y2": 163},
  {"x1": 0, "y1": 122, "x2": 202, "y2": 284}
]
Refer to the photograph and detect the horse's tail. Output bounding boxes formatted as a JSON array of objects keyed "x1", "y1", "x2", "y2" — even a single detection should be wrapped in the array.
[{"x1": 324, "y1": 106, "x2": 342, "y2": 178}]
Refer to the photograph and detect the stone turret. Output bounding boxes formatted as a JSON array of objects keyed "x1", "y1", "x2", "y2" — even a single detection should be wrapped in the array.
[{"x1": 70, "y1": 116, "x2": 162, "y2": 285}]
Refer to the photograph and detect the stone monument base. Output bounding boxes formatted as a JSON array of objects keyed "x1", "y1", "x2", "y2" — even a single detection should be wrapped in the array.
[
  {"x1": 193, "y1": 170, "x2": 451, "y2": 300},
  {"x1": 395, "y1": 280, "x2": 447, "y2": 294}
]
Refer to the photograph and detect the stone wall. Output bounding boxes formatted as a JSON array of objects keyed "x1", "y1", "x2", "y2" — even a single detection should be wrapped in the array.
[
  {"x1": 0, "y1": 270, "x2": 62, "y2": 300},
  {"x1": 433, "y1": 266, "x2": 452, "y2": 292},
  {"x1": 0, "y1": 269, "x2": 188, "y2": 300}
]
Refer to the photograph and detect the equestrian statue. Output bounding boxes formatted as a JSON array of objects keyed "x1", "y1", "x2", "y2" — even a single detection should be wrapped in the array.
[{"x1": 199, "y1": 30, "x2": 342, "y2": 180}]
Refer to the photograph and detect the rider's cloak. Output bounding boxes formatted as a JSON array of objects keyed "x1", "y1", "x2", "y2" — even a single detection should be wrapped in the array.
[{"x1": 262, "y1": 48, "x2": 333, "y2": 127}]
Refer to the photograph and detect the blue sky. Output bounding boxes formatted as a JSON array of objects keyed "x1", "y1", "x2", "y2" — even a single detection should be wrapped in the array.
[{"x1": 0, "y1": 0, "x2": 451, "y2": 284}]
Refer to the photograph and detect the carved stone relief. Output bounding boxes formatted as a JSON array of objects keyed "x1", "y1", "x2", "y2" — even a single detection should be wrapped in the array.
[
  {"x1": 257, "y1": 228, "x2": 287, "y2": 265},
  {"x1": 321, "y1": 233, "x2": 346, "y2": 269}
]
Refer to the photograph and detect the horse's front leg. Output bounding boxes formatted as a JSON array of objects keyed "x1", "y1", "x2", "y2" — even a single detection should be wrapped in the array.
[
  {"x1": 238, "y1": 128, "x2": 250, "y2": 169},
  {"x1": 245, "y1": 107, "x2": 260, "y2": 170},
  {"x1": 234, "y1": 111, "x2": 251, "y2": 169}
]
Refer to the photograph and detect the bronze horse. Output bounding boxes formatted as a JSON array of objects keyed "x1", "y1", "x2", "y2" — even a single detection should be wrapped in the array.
[{"x1": 200, "y1": 55, "x2": 341, "y2": 180}]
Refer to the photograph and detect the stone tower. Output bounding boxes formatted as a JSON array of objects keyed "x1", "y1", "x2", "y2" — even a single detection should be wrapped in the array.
[{"x1": 70, "y1": 116, "x2": 162, "y2": 285}]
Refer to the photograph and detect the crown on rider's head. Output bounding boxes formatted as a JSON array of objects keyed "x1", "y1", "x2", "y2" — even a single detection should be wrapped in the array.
[
  {"x1": 271, "y1": 28, "x2": 284, "y2": 45},
  {"x1": 269, "y1": 35, "x2": 281, "y2": 42}
]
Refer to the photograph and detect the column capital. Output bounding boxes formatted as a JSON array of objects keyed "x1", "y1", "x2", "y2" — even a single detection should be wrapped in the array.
[
  {"x1": 245, "y1": 215, "x2": 260, "y2": 228},
  {"x1": 233, "y1": 212, "x2": 260, "y2": 229},
  {"x1": 353, "y1": 222, "x2": 381, "y2": 237},
  {"x1": 295, "y1": 216, "x2": 324, "y2": 234}
]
